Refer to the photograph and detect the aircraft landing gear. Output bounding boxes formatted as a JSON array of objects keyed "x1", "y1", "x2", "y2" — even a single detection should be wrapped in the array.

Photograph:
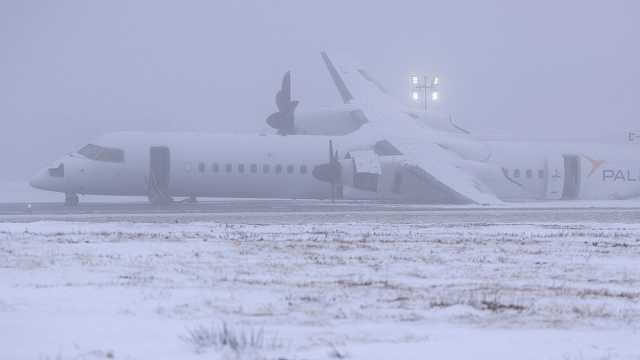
[{"x1": 65, "y1": 192, "x2": 79, "y2": 207}]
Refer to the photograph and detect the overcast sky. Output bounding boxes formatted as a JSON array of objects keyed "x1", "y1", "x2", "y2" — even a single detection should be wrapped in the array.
[{"x1": 1, "y1": 0, "x2": 638, "y2": 181}]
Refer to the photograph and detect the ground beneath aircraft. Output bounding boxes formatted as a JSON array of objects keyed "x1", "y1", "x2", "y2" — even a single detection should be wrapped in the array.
[
  {"x1": 1, "y1": 206, "x2": 639, "y2": 359},
  {"x1": 4, "y1": 198, "x2": 640, "y2": 223}
]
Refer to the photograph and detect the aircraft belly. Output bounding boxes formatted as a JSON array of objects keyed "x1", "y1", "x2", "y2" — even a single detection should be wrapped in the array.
[{"x1": 170, "y1": 175, "x2": 327, "y2": 199}]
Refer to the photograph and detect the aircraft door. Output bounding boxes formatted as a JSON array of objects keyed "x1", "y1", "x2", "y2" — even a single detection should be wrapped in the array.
[
  {"x1": 545, "y1": 156, "x2": 564, "y2": 200},
  {"x1": 148, "y1": 146, "x2": 172, "y2": 204},
  {"x1": 562, "y1": 155, "x2": 581, "y2": 200}
]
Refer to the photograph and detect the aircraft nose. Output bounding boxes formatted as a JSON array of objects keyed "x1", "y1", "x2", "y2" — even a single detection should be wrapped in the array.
[
  {"x1": 29, "y1": 171, "x2": 48, "y2": 190},
  {"x1": 30, "y1": 162, "x2": 65, "y2": 191},
  {"x1": 29, "y1": 167, "x2": 58, "y2": 190}
]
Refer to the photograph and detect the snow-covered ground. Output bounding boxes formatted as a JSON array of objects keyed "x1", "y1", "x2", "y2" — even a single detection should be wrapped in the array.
[{"x1": 1, "y1": 220, "x2": 639, "y2": 359}]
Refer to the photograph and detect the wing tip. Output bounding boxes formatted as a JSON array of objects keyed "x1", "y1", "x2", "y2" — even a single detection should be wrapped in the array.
[{"x1": 320, "y1": 51, "x2": 353, "y2": 104}]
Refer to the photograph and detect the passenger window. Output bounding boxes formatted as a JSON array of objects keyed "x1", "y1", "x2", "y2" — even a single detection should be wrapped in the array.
[
  {"x1": 300, "y1": 165, "x2": 307, "y2": 174},
  {"x1": 225, "y1": 164, "x2": 232, "y2": 173},
  {"x1": 212, "y1": 163, "x2": 219, "y2": 172},
  {"x1": 250, "y1": 164, "x2": 257, "y2": 173},
  {"x1": 514, "y1": 169, "x2": 521, "y2": 178},
  {"x1": 526, "y1": 169, "x2": 532, "y2": 179},
  {"x1": 238, "y1": 164, "x2": 245, "y2": 173},
  {"x1": 275, "y1": 164, "x2": 283, "y2": 174},
  {"x1": 198, "y1": 162, "x2": 205, "y2": 173},
  {"x1": 538, "y1": 169, "x2": 545, "y2": 179},
  {"x1": 263, "y1": 164, "x2": 270, "y2": 173},
  {"x1": 286, "y1": 165, "x2": 294, "y2": 174}
]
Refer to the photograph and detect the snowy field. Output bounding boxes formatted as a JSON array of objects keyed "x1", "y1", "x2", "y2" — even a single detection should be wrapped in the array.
[{"x1": 1, "y1": 219, "x2": 639, "y2": 359}]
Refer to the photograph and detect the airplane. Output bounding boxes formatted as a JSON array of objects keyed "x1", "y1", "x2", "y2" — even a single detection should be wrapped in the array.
[{"x1": 30, "y1": 52, "x2": 640, "y2": 206}]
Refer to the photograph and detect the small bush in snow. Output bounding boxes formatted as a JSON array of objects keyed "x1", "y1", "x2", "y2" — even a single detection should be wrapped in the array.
[
  {"x1": 328, "y1": 344, "x2": 349, "y2": 359},
  {"x1": 182, "y1": 322, "x2": 279, "y2": 355}
]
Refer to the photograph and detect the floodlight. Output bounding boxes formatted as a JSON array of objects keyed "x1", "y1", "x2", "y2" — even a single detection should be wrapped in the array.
[
  {"x1": 432, "y1": 76, "x2": 439, "y2": 86},
  {"x1": 412, "y1": 91, "x2": 420, "y2": 101},
  {"x1": 411, "y1": 76, "x2": 420, "y2": 85},
  {"x1": 431, "y1": 91, "x2": 439, "y2": 101}
]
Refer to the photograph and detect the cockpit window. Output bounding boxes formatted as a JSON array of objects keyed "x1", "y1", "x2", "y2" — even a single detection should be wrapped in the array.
[
  {"x1": 48, "y1": 163, "x2": 64, "y2": 178},
  {"x1": 78, "y1": 144, "x2": 125, "y2": 163}
]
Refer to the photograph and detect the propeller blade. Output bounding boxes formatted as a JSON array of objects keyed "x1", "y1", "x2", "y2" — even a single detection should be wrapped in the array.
[
  {"x1": 312, "y1": 140, "x2": 343, "y2": 202},
  {"x1": 266, "y1": 71, "x2": 298, "y2": 135},
  {"x1": 275, "y1": 71, "x2": 291, "y2": 111},
  {"x1": 329, "y1": 140, "x2": 334, "y2": 162}
]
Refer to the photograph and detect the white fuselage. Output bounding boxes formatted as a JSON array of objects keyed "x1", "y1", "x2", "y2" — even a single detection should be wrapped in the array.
[
  {"x1": 30, "y1": 132, "x2": 640, "y2": 203},
  {"x1": 31, "y1": 132, "x2": 337, "y2": 200},
  {"x1": 480, "y1": 141, "x2": 640, "y2": 201}
]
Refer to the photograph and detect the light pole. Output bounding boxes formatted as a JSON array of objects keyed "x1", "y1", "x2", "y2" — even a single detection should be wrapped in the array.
[{"x1": 411, "y1": 75, "x2": 439, "y2": 112}]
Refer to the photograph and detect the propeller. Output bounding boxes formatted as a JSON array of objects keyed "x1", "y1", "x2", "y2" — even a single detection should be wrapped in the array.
[
  {"x1": 266, "y1": 71, "x2": 299, "y2": 135},
  {"x1": 329, "y1": 140, "x2": 343, "y2": 202},
  {"x1": 312, "y1": 140, "x2": 343, "y2": 202}
]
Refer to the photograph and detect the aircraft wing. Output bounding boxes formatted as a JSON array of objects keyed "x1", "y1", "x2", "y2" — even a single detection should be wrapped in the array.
[{"x1": 321, "y1": 52, "x2": 501, "y2": 205}]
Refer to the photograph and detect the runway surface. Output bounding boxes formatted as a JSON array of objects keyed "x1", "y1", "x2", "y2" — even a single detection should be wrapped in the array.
[{"x1": 2, "y1": 199, "x2": 640, "y2": 223}]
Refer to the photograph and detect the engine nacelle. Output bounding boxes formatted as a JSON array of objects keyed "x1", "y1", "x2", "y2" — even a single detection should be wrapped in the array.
[
  {"x1": 342, "y1": 150, "x2": 382, "y2": 192},
  {"x1": 265, "y1": 72, "x2": 367, "y2": 136},
  {"x1": 338, "y1": 151, "x2": 407, "y2": 200}
]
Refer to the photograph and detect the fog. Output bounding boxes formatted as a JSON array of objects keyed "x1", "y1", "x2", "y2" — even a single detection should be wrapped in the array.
[
  {"x1": 1, "y1": 0, "x2": 638, "y2": 182},
  {"x1": 2, "y1": 3, "x2": 640, "y2": 356}
]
